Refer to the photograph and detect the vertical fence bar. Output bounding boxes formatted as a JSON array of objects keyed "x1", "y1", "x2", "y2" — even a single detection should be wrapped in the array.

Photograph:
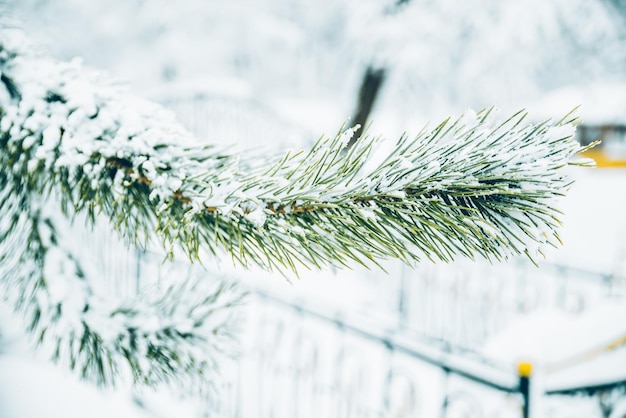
[
  {"x1": 438, "y1": 368, "x2": 451, "y2": 418},
  {"x1": 518, "y1": 362, "x2": 533, "y2": 418},
  {"x1": 398, "y1": 264, "x2": 409, "y2": 330},
  {"x1": 135, "y1": 248, "x2": 142, "y2": 295}
]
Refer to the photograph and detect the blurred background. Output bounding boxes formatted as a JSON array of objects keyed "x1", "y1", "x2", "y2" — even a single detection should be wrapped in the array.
[
  {"x1": 9, "y1": 0, "x2": 626, "y2": 138},
  {"x1": 2, "y1": 1, "x2": 626, "y2": 417}
]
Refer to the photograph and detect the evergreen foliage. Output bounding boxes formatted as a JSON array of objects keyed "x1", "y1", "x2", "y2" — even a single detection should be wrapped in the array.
[{"x1": 0, "y1": 29, "x2": 592, "y2": 391}]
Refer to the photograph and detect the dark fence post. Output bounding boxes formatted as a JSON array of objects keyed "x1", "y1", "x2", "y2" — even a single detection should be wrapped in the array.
[{"x1": 518, "y1": 362, "x2": 533, "y2": 418}]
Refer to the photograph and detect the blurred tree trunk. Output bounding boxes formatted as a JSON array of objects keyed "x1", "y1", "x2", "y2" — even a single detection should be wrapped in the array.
[{"x1": 346, "y1": 66, "x2": 386, "y2": 149}]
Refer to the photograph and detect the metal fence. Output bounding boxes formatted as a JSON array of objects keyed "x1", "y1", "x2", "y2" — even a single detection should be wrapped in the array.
[
  {"x1": 230, "y1": 290, "x2": 531, "y2": 418},
  {"x1": 226, "y1": 274, "x2": 626, "y2": 418}
]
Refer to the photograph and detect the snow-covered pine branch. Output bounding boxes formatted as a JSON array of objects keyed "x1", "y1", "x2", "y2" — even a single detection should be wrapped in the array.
[
  {"x1": 0, "y1": 29, "x2": 590, "y2": 273},
  {"x1": 0, "y1": 28, "x2": 591, "y2": 390}
]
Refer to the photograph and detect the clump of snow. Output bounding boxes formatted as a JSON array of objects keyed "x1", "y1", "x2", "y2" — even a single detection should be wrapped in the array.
[{"x1": 244, "y1": 204, "x2": 267, "y2": 228}]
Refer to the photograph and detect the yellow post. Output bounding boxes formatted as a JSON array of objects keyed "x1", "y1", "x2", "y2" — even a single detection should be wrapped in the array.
[{"x1": 518, "y1": 362, "x2": 533, "y2": 418}]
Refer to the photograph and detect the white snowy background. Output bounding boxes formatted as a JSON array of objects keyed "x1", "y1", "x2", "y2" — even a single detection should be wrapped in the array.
[{"x1": 1, "y1": 1, "x2": 626, "y2": 417}]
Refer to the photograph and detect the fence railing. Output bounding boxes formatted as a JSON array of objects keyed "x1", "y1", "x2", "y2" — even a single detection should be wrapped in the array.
[
  {"x1": 237, "y1": 290, "x2": 532, "y2": 418},
  {"x1": 224, "y1": 277, "x2": 626, "y2": 418}
]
